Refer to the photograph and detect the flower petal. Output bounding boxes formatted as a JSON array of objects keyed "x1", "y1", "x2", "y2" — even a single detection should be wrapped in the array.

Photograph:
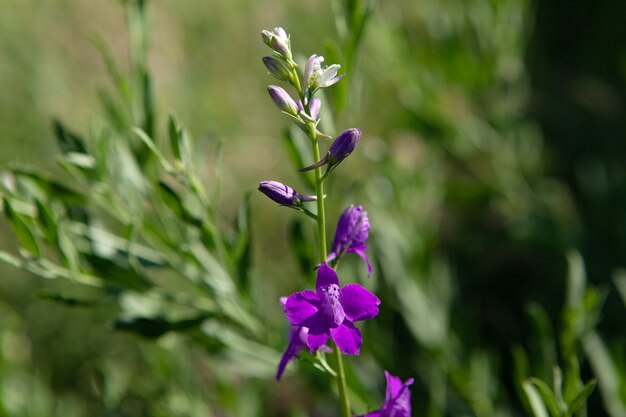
[
  {"x1": 276, "y1": 336, "x2": 299, "y2": 380},
  {"x1": 284, "y1": 290, "x2": 319, "y2": 325},
  {"x1": 316, "y1": 263, "x2": 339, "y2": 293},
  {"x1": 362, "y1": 412, "x2": 382, "y2": 417},
  {"x1": 330, "y1": 320, "x2": 362, "y2": 355},
  {"x1": 340, "y1": 284, "x2": 380, "y2": 322},
  {"x1": 307, "y1": 330, "x2": 331, "y2": 354},
  {"x1": 350, "y1": 248, "x2": 373, "y2": 276},
  {"x1": 384, "y1": 371, "x2": 414, "y2": 413}
]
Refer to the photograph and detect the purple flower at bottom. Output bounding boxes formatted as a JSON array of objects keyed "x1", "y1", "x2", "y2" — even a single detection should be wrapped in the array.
[
  {"x1": 284, "y1": 263, "x2": 380, "y2": 355},
  {"x1": 276, "y1": 298, "x2": 331, "y2": 380},
  {"x1": 327, "y1": 205, "x2": 372, "y2": 275},
  {"x1": 360, "y1": 371, "x2": 414, "y2": 417}
]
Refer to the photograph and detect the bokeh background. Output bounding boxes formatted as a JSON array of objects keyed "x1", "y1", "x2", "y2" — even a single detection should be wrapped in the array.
[{"x1": 0, "y1": 0, "x2": 625, "y2": 416}]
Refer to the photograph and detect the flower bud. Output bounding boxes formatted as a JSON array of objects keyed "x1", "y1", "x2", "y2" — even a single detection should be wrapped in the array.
[
  {"x1": 262, "y1": 56, "x2": 292, "y2": 82},
  {"x1": 258, "y1": 181, "x2": 316, "y2": 207},
  {"x1": 298, "y1": 128, "x2": 362, "y2": 173},
  {"x1": 261, "y1": 27, "x2": 292, "y2": 60},
  {"x1": 267, "y1": 85, "x2": 299, "y2": 116},
  {"x1": 328, "y1": 128, "x2": 361, "y2": 165}
]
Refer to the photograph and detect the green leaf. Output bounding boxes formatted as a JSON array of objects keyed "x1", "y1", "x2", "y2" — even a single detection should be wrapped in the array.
[
  {"x1": 3, "y1": 198, "x2": 41, "y2": 257},
  {"x1": 157, "y1": 181, "x2": 201, "y2": 226},
  {"x1": 168, "y1": 114, "x2": 182, "y2": 160},
  {"x1": 523, "y1": 380, "x2": 551, "y2": 417},
  {"x1": 565, "y1": 380, "x2": 597, "y2": 417},
  {"x1": 231, "y1": 193, "x2": 252, "y2": 292},
  {"x1": 528, "y1": 377, "x2": 562, "y2": 417},
  {"x1": 52, "y1": 119, "x2": 88, "y2": 154}
]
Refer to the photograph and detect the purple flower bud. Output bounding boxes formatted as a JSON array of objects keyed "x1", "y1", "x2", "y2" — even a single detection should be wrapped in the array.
[
  {"x1": 328, "y1": 128, "x2": 360, "y2": 165},
  {"x1": 258, "y1": 181, "x2": 316, "y2": 207},
  {"x1": 327, "y1": 204, "x2": 372, "y2": 275},
  {"x1": 261, "y1": 27, "x2": 292, "y2": 60},
  {"x1": 267, "y1": 85, "x2": 299, "y2": 116},
  {"x1": 298, "y1": 128, "x2": 361, "y2": 173},
  {"x1": 262, "y1": 56, "x2": 292, "y2": 82}
]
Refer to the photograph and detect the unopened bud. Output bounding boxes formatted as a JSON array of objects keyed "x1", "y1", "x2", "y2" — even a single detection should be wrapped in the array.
[
  {"x1": 267, "y1": 85, "x2": 299, "y2": 116},
  {"x1": 258, "y1": 181, "x2": 316, "y2": 207},
  {"x1": 262, "y1": 56, "x2": 292, "y2": 82},
  {"x1": 328, "y1": 128, "x2": 361, "y2": 165}
]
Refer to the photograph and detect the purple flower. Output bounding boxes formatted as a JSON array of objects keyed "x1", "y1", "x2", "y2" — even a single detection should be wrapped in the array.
[
  {"x1": 299, "y1": 128, "x2": 361, "y2": 173},
  {"x1": 276, "y1": 297, "x2": 331, "y2": 380},
  {"x1": 284, "y1": 263, "x2": 380, "y2": 355},
  {"x1": 268, "y1": 85, "x2": 299, "y2": 116},
  {"x1": 360, "y1": 371, "x2": 414, "y2": 417},
  {"x1": 258, "y1": 181, "x2": 316, "y2": 207},
  {"x1": 327, "y1": 205, "x2": 372, "y2": 275}
]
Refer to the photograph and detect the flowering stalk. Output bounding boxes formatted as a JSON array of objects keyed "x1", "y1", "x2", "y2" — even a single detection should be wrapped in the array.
[
  {"x1": 260, "y1": 26, "x2": 376, "y2": 417},
  {"x1": 305, "y1": 102, "x2": 352, "y2": 417}
]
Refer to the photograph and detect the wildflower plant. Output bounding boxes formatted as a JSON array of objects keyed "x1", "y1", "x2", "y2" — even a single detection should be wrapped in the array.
[{"x1": 259, "y1": 26, "x2": 411, "y2": 417}]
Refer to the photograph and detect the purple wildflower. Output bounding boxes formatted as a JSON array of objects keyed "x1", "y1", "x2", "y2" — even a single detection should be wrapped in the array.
[
  {"x1": 327, "y1": 205, "x2": 372, "y2": 275},
  {"x1": 299, "y1": 128, "x2": 361, "y2": 173},
  {"x1": 284, "y1": 263, "x2": 380, "y2": 355},
  {"x1": 360, "y1": 371, "x2": 414, "y2": 417},
  {"x1": 276, "y1": 297, "x2": 331, "y2": 380},
  {"x1": 258, "y1": 181, "x2": 316, "y2": 207}
]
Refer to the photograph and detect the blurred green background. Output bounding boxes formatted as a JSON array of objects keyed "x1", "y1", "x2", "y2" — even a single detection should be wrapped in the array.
[{"x1": 0, "y1": 0, "x2": 625, "y2": 416}]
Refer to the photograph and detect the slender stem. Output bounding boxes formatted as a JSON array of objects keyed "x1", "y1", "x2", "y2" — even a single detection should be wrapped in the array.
[{"x1": 310, "y1": 131, "x2": 351, "y2": 417}]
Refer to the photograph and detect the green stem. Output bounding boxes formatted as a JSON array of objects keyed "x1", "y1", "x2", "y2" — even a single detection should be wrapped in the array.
[{"x1": 310, "y1": 133, "x2": 351, "y2": 417}]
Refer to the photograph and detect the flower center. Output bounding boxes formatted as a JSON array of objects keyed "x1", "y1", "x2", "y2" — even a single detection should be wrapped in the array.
[{"x1": 321, "y1": 284, "x2": 345, "y2": 325}]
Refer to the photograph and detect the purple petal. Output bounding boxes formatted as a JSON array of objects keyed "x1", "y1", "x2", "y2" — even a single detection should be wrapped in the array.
[
  {"x1": 340, "y1": 284, "x2": 380, "y2": 322},
  {"x1": 384, "y1": 371, "x2": 414, "y2": 413},
  {"x1": 276, "y1": 336, "x2": 299, "y2": 380},
  {"x1": 362, "y1": 412, "x2": 382, "y2": 417},
  {"x1": 330, "y1": 320, "x2": 362, "y2": 355},
  {"x1": 310, "y1": 98, "x2": 321, "y2": 119},
  {"x1": 316, "y1": 263, "x2": 340, "y2": 293},
  {"x1": 284, "y1": 290, "x2": 319, "y2": 325},
  {"x1": 350, "y1": 248, "x2": 373, "y2": 276},
  {"x1": 307, "y1": 330, "x2": 331, "y2": 354}
]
